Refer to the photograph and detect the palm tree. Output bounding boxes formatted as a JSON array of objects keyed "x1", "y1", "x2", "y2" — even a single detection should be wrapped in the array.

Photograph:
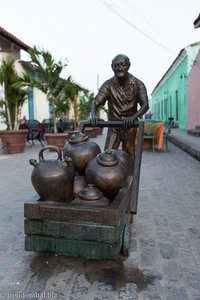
[
  {"x1": 78, "y1": 91, "x2": 94, "y2": 121},
  {"x1": 0, "y1": 56, "x2": 28, "y2": 130},
  {"x1": 22, "y1": 46, "x2": 88, "y2": 132},
  {"x1": 21, "y1": 46, "x2": 68, "y2": 133},
  {"x1": 63, "y1": 76, "x2": 88, "y2": 127},
  {"x1": 53, "y1": 77, "x2": 73, "y2": 119}
]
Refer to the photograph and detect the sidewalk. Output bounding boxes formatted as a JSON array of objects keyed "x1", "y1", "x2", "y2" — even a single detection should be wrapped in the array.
[{"x1": 169, "y1": 128, "x2": 200, "y2": 162}]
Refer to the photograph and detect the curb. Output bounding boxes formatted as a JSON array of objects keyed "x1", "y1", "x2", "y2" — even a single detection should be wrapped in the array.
[{"x1": 169, "y1": 135, "x2": 200, "y2": 162}]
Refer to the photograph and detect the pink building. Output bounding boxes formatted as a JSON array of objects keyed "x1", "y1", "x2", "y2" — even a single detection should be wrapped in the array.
[{"x1": 187, "y1": 51, "x2": 200, "y2": 130}]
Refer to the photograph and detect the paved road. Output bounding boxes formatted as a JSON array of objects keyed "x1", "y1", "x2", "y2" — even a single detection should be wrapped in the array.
[{"x1": 0, "y1": 135, "x2": 199, "y2": 300}]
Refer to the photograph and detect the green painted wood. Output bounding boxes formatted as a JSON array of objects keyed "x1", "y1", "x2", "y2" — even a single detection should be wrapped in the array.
[
  {"x1": 24, "y1": 179, "x2": 133, "y2": 259},
  {"x1": 25, "y1": 235, "x2": 123, "y2": 260},
  {"x1": 24, "y1": 180, "x2": 132, "y2": 226},
  {"x1": 24, "y1": 217, "x2": 126, "y2": 244},
  {"x1": 120, "y1": 224, "x2": 131, "y2": 257}
]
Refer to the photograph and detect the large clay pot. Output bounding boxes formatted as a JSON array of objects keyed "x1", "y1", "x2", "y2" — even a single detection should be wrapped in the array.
[
  {"x1": 29, "y1": 145, "x2": 75, "y2": 202},
  {"x1": 73, "y1": 184, "x2": 110, "y2": 207},
  {"x1": 85, "y1": 149, "x2": 128, "y2": 198},
  {"x1": 63, "y1": 131, "x2": 101, "y2": 174},
  {"x1": 0, "y1": 129, "x2": 28, "y2": 154},
  {"x1": 44, "y1": 132, "x2": 69, "y2": 150}
]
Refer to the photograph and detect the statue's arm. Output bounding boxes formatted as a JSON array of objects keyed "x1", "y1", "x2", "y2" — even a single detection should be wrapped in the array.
[
  {"x1": 134, "y1": 81, "x2": 149, "y2": 119},
  {"x1": 90, "y1": 100, "x2": 97, "y2": 118},
  {"x1": 89, "y1": 83, "x2": 109, "y2": 125}
]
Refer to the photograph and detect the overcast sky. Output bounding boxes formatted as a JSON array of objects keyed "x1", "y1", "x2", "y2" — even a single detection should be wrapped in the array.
[{"x1": 0, "y1": 0, "x2": 199, "y2": 97}]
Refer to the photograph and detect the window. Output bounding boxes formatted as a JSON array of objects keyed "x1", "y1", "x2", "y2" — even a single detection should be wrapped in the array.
[
  {"x1": 175, "y1": 90, "x2": 178, "y2": 121},
  {"x1": 158, "y1": 102, "x2": 160, "y2": 119},
  {"x1": 169, "y1": 95, "x2": 172, "y2": 117},
  {"x1": 0, "y1": 37, "x2": 12, "y2": 50},
  {"x1": 164, "y1": 98, "x2": 168, "y2": 121},
  {"x1": 161, "y1": 100, "x2": 164, "y2": 120}
]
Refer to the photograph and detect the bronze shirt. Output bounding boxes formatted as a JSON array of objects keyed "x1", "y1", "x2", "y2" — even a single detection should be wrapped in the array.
[{"x1": 94, "y1": 73, "x2": 148, "y2": 120}]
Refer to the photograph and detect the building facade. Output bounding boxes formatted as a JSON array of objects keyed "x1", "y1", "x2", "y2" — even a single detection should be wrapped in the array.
[
  {"x1": 0, "y1": 26, "x2": 50, "y2": 124},
  {"x1": 151, "y1": 42, "x2": 200, "y2": 130}
]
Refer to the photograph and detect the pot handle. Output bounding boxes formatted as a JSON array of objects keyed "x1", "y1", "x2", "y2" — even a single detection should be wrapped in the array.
[
  {"x1": 29, "y1": 159, "x2": 37, "y2": 166},
  {"x1": 39, "y1": 145, "x2": 62, "y2": 161}
]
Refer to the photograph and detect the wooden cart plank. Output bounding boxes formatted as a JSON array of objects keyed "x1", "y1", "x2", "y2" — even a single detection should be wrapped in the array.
[
  {"x1": 25, "y1": 235, "x2": 123, "y2": 260},
  {"x1": 24, "y1": 211, "x2": 128, "y2": 244},
  {"x1": 24, "y1": 181, "x2": 132, "y2": 226},
  {"x1": 120, "y1": 224, "x2": 131, "y2": 256}
]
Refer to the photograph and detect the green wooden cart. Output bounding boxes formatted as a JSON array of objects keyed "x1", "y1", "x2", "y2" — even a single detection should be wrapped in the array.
[{"x1": 24, "y1": 121, "x2": 144, "y2": 260}]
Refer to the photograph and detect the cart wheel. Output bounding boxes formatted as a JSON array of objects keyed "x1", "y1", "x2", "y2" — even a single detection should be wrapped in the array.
[{"x1": 121, "y1": 223, "x2": 131, "y2": 256}]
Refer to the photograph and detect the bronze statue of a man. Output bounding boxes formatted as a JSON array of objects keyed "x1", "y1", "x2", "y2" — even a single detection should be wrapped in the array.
[{"x1": 90, "y1": 54, "x2": 149, "y2": 162}]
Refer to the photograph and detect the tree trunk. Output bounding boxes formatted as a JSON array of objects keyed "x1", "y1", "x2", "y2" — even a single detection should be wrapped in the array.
[
  {"x1": 5, "y1": 97, "x2": 12, "y2": 130},
  {"x1": 52, "y1": 97, "x2": 57, "y2": 133},
  {"x1": 73, "y1": 94, "x2": 79, "y2": 128}
]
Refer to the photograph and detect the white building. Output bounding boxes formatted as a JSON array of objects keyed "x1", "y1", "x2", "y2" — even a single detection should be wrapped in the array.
[{"x1": 0, "y1": 26, "x2": 49, "y2": 125}]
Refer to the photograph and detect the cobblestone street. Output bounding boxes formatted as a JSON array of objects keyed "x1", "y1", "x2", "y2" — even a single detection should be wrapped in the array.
[{"x1": 0, "y1": 134, "x2": 199, "y2": 300}]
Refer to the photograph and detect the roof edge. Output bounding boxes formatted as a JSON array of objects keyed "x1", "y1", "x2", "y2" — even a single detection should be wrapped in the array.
[
  {"x1": 151, "y1": 42, "x2": 200, "y2": 95},
  {"x1": 194, "y1": 14, "x2": 200, "y2": 28},
  {"x1": 0, "y1": 26, "x2": 31, "y2": 51}
]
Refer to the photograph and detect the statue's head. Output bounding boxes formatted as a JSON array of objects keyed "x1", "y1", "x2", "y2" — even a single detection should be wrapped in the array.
[{"x1": 111, "y1": 54, "x2": 130, "y2": 79}]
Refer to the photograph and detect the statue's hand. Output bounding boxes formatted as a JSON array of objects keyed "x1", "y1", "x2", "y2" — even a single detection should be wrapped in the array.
[
  {"x1": 123, "y1": 116, "x2": 136, "y2": 128},
  {"x1": 89, "y1": 115, "x2": 99, "y2": 126}
]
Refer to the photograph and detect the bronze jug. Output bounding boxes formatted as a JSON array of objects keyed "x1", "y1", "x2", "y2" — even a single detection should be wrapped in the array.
[
  {"x1": 73, "y1": 184, "x2": 110, "y2": 207},
  {"x1": 73, "y1": 172, "x2": 88, "y2": 198},
  {"x1": 85, "y1": 149, "x2": 128, "y2": 198},
  {"x1": 111, "y1": 148, "x2": 132, "y2": 175},
  {"x1": 29, "y1": 145, "x2": 75, "y2": 202},
  {"x1": 63, "y1": 131, "x2": 101, "y2": 174}
]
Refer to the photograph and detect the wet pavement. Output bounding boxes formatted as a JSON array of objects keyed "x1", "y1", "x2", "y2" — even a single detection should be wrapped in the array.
[{"x1": 0, "y1": 130, "x2": 200, "y2": 300}]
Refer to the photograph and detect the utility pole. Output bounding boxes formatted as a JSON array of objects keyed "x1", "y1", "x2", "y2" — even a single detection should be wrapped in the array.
[{"x1": 97, "y1": 74, "x2": 100, "y2": 92}]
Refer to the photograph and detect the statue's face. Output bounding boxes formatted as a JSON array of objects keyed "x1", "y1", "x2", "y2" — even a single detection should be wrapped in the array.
[{"x1": 111, "y1": 56, "x2": 130, "y2": 79}]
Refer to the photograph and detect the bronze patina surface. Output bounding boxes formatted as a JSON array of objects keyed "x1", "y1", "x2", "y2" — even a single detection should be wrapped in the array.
[
  {"x1": 24, "y1": 177, "x2": 132, "y2": 227},
  {"x1": 25, "y1": 54, "x2": 148, "y2": 259},
  {"x1": 24, "y1": 178, "x2": 132, "y2": 259},
  {"x1": 78, "y1": 121, "x2": 144, "y2": 214},
  {"x1": 63, "y1": 131, "x2": 101, "y2": 174},
  {"x1": 25, "y1": 120, "x2": 144, "y2": 259},
  {"x1": 29, "y1": 145, "x2": 75, "y2": 202},
  {"x1": 85, "y1": 149, "x2": 128, "y2": 198},
  {"x1": 90, "y1": 54, "x2": 149, "y2": 163}
]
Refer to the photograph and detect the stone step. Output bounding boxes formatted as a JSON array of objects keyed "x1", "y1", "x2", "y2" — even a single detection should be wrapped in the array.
[{"x1": 187, "y1": 129, "x2": 200, "y2": 137}]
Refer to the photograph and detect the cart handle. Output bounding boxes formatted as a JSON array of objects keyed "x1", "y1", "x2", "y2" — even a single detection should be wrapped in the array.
[{"x1": 78, "y1": 120, "x2": 141, "y2": 132}]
